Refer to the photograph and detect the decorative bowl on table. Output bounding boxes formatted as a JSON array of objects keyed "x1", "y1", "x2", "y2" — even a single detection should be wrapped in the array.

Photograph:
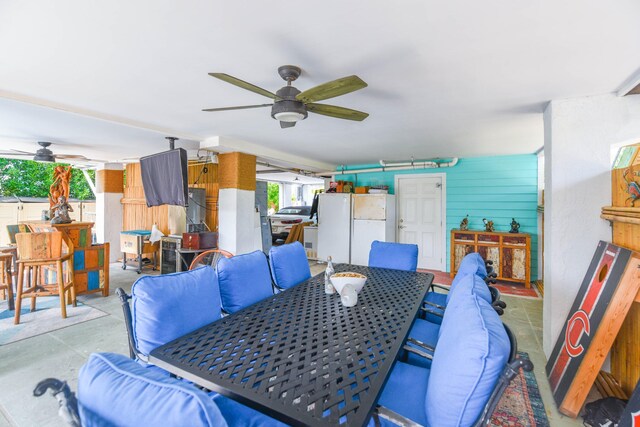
[{"x1": 330, "y1": 272, "x2": 367, "y2": 294}]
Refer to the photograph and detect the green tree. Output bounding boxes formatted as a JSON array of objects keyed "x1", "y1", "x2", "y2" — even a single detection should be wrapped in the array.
[
  {"x1": 267, "y1": 182, "x2": 279, "y2": 212},
  {"x1": 0, "y1": 159, "x2": 96, "y2": 200}
]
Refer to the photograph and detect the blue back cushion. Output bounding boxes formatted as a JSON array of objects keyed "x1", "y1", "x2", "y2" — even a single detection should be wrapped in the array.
[
  {"x1": 132, "y1": 266, "x2": 222, "y2": 356},
  {"x1": 446, "y1": 253, "x2": 489, "y2": 306},
  {"x1": 216, "y1": 250, "x2": 274, "y2": 314},
  {"x1": 426, "y1": 280, "x2": 510, "y2": 426},
  {"x1": 368, "y1": 241, "x2": 418, "y2": 271},
  {"x1": 78, "y1": 352, "x2": 227, "y2": 427},
  {"x1": 268, "y1": 242, "x2": 311, "y2": 289},
  {"x1": 456, "y1": 252, "x2": 488, "y2": 278}
]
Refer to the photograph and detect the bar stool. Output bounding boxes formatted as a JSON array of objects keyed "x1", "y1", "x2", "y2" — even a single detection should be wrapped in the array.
[
  {"x1": 0, "y1": 253, "x2": 14, "y2": 311},
  {"x1": 14, "y1": 231, "x2": 76, "y2": 325}
]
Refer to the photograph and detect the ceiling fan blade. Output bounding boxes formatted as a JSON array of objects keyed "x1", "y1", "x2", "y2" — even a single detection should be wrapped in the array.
[
  {"x1": 280, "y1": 121, "x2": 296, "y2": 129},
  {"x1": 306, "y1": 103, "x2": 369, "y2": 121},
  {"x1": 202, "y1": 104, "x2": 273, "y2": 112},
  {"x1": 296, "y1": 75, "x2": 367, "y2": 104},
  {"x1": 208, "y1": 73, "x2": 280, "y2": 100},
  {"x1": 0, "y1": 151, "x2": 33, "y2": 156}
]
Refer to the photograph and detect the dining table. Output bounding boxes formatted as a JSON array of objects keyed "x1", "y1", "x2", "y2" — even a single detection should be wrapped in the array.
[{"x1": 149, "y1": 264, "x2": 434, "y2": 427}]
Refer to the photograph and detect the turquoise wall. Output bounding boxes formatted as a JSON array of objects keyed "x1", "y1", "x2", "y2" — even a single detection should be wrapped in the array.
[{"x1": 339, "y1": 154, "x2": 539, "y2": 279}]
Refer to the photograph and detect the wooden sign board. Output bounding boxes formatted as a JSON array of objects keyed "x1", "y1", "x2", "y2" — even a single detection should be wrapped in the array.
[{"x1": 546, "y1": 241, "x2": 640, "y2": 418}]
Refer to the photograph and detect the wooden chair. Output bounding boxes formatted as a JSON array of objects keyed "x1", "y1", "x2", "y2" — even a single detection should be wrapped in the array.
[
  {"x1": 284, "y1": 221, "x2": 314, "y2": 244},
  {"x1": 0, "y1": 253, "x2": 14, "y2": 311},
  {"x1": 188, "y1": 249, "x2": 234, "y2": 271},
  {"x1": 14, "y1": 232, "x2": 76, "y2": 325}
]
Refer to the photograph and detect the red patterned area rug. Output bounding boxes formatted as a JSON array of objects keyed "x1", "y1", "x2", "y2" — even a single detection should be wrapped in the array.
[
  {"x1": 491, "y1": 352, "x2": 550, "y2": 426},
  {"x1": 419, "y1": 269, "x2": 540, "y2": 299}
]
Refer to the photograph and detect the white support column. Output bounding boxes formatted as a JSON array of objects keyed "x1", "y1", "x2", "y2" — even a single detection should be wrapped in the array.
[
  {"x1": 95, "y1": 163, "x2": 124, "y2": 262},
  {"x1": 218, "y1": 188, "x2": 258, "y2": 255},
  {"x1": 217, "y1": 152, "x2": 260, "y2": 255}
]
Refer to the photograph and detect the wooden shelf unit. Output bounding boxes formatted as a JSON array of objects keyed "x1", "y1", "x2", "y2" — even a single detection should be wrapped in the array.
[
  {"x1": 450, "y1": 229, "x2": 531, "y2": 288},
  {"x1": 24, "y1": 221, "x2": 109, "y2": 297}
]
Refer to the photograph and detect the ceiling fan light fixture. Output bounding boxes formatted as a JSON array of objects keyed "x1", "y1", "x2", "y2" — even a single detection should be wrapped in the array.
[
  {"x1": 273, "y1": 111, "x2": 305, "y2": 122},
  {"x1": 33, "y1": 142, "x2": 56, "y2": 162}
]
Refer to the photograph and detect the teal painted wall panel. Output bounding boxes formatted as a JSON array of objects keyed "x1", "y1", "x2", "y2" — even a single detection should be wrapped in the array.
[{"x1": 339, "y1": 154, "x2": 539, "y2": 279}]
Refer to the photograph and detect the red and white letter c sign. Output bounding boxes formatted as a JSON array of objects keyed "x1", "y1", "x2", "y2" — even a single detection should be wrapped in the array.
[{"x1": 565, "y1": 310, "x2": 590, "y2": 358}]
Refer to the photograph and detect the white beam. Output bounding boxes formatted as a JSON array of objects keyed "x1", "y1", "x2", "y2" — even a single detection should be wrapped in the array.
[
  {"x1": 0, "y1": 90, "x2": 203, "y2": 142},
  {"x1": 616, "y1": 67, "x2": 640, "y2": 97},
  {"x1": 201, "y1": 136, "x2": 336, "y2": 172}
]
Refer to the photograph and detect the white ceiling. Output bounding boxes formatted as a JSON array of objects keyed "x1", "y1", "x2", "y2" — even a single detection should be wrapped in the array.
[{"x1": 1, "y1": 0, "x2": 639, "y2": 168}]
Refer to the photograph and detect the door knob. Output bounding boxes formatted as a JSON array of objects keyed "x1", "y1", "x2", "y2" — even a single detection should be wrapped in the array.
[{"x1": 398, "y1": 225, "x2": 406, "y2": 229}]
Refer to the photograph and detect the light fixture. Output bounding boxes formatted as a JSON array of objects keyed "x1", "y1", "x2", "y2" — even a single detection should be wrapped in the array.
[
  {"x1": 273, "y1": 111, "x2": 305, "y2": 123},
  {"x1": 33, "y1": 142, "x2": 56, "y2": 163},
  {"x1": 270, "y1": 89, "x2": 308, "y2": 123}
]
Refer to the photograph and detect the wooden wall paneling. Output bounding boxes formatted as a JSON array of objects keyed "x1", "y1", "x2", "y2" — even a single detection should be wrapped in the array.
[
  {"x1": 96, "y1": 169, "x2": 124, "y2": 193},
  {"x1": 121, "y1": 162, "x2": 220, "y2": 235},
  {"x1": 609, "y1": 221, "x2": 640, "y2": 395},
  {"x1": 603, "y1": 143, "x2": 640, "y2": 397}
]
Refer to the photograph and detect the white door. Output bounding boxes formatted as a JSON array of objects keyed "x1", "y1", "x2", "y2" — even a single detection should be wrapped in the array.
[{"x1": 396, "y1": 176, "x2": 444, "y2": 270}]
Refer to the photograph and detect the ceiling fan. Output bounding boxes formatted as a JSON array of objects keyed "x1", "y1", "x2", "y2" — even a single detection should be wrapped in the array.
[
  {"x1": 0, "y1": 141, "x2": 105, "y2": 163},
  {"x1": 203, "y1": 65, "x2": 369, "y2": 128}
]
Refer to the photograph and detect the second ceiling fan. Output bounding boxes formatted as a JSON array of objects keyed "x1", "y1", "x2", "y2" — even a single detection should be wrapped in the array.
[{"x1": 203, "y1": 65, "x2": 369, "y2": 128}]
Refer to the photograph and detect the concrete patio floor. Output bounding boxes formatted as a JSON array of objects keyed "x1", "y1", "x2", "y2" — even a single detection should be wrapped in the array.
[{"x1": 0, "y1": 263, "x2": 583, "y2": 426}]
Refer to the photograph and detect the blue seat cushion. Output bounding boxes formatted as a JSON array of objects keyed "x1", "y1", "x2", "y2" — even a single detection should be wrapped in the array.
[
  {"x1": 377, "y1": 361, "x2": 430, "y2": 426},
  {"x1": 216, "y1": 250, "x2": 274, "y2": 314},
  {"x1": 368, "y1": 241, "x2": 418, "y2": 271},
  {"x1": 406, "y1": 319, "x2": 440, "y2": 368},
  {"x1": 132, "y1": 266, "x2": 223, "y2": 356},
  {"x1": 268, "y1": 241, "x2": 311, "y2": 289},
  {"x1": 78, "y1": 353, "x2": 227, "y2": 427},
  {"x1": 425, "y1": 283, "x2": 510, "y2": 426},
  {"x1": 212, "y1": 394, "x2": 288, "y2": 427}
]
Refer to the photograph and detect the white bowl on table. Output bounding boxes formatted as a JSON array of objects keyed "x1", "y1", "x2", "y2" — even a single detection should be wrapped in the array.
[{"x1": 330, "y1": 272, "x2": 367, "y2": 295}]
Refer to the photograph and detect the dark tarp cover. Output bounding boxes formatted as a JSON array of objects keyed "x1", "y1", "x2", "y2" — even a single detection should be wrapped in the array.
[{"x1": 139, "y1": 148, "x2": 188, "y2": 207}]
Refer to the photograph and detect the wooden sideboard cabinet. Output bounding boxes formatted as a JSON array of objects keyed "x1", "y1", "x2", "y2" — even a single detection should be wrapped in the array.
[{"x1": 450, "y1": 229, "x2": 531, "y2": 288}]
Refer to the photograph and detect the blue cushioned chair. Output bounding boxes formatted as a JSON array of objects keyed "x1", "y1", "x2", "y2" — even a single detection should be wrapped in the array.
[
  {"x1": 368, "y1": 240, "x2": 419, "y2": 271},
  {"x1": 76, "y1": 352, "x2": 285, "y2": 427},
  {"x1": 422, "y1": 252, "x2": 490, "y2": 324},
  {"x1": 116, "y1": 266, "x2": 223, "y2": 366},
  {"x1": 373, "y1": 281, "x2": 529, "y2": 427},
  {"x1": 216, "y1": 250, "x2": 274, "y2": 314},
  {"x1": 268, "y1": 241, "x2": 311, "y2": 290},
  {"x1": 405, "y1": 273, "x2": 493, "y2": 368}
]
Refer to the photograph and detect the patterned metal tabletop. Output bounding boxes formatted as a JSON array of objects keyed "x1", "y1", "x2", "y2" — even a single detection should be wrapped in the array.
[{"x1": 149, "y1": 264, "x2": 433, "y2": 427}]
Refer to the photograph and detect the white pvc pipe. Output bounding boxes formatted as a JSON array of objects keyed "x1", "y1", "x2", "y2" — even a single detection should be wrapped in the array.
[{"x1": 313, "y1": 158, "x2": 459, "y2": 177}]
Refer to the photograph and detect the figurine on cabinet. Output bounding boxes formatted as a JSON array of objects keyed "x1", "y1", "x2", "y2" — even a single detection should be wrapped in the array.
[
  {"x1": 509, "y1": 218, "x2": 520, "y2": 233},
  {"x1": 460, "y1": 215, "x2": 469, "y2": 231},
  {"x1": 482, "y1": 218, "x2": 494, "y2": 232},
  {"x1": 50, "y1": 196, "x2": 73, "y2": 224}
]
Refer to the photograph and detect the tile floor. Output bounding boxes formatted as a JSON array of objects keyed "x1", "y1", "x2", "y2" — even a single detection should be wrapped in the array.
[{"x1": 0, "y1": 263, "x2": 583, "y2": 426}]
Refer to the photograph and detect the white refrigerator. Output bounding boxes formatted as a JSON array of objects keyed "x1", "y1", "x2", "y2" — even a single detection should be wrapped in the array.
[
  {"x1": 317, "y1": 193, "x2": 352, "y2": 264},
  {"x1": 350, "y1": 194, "x2": 396, "y2": 266}
]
